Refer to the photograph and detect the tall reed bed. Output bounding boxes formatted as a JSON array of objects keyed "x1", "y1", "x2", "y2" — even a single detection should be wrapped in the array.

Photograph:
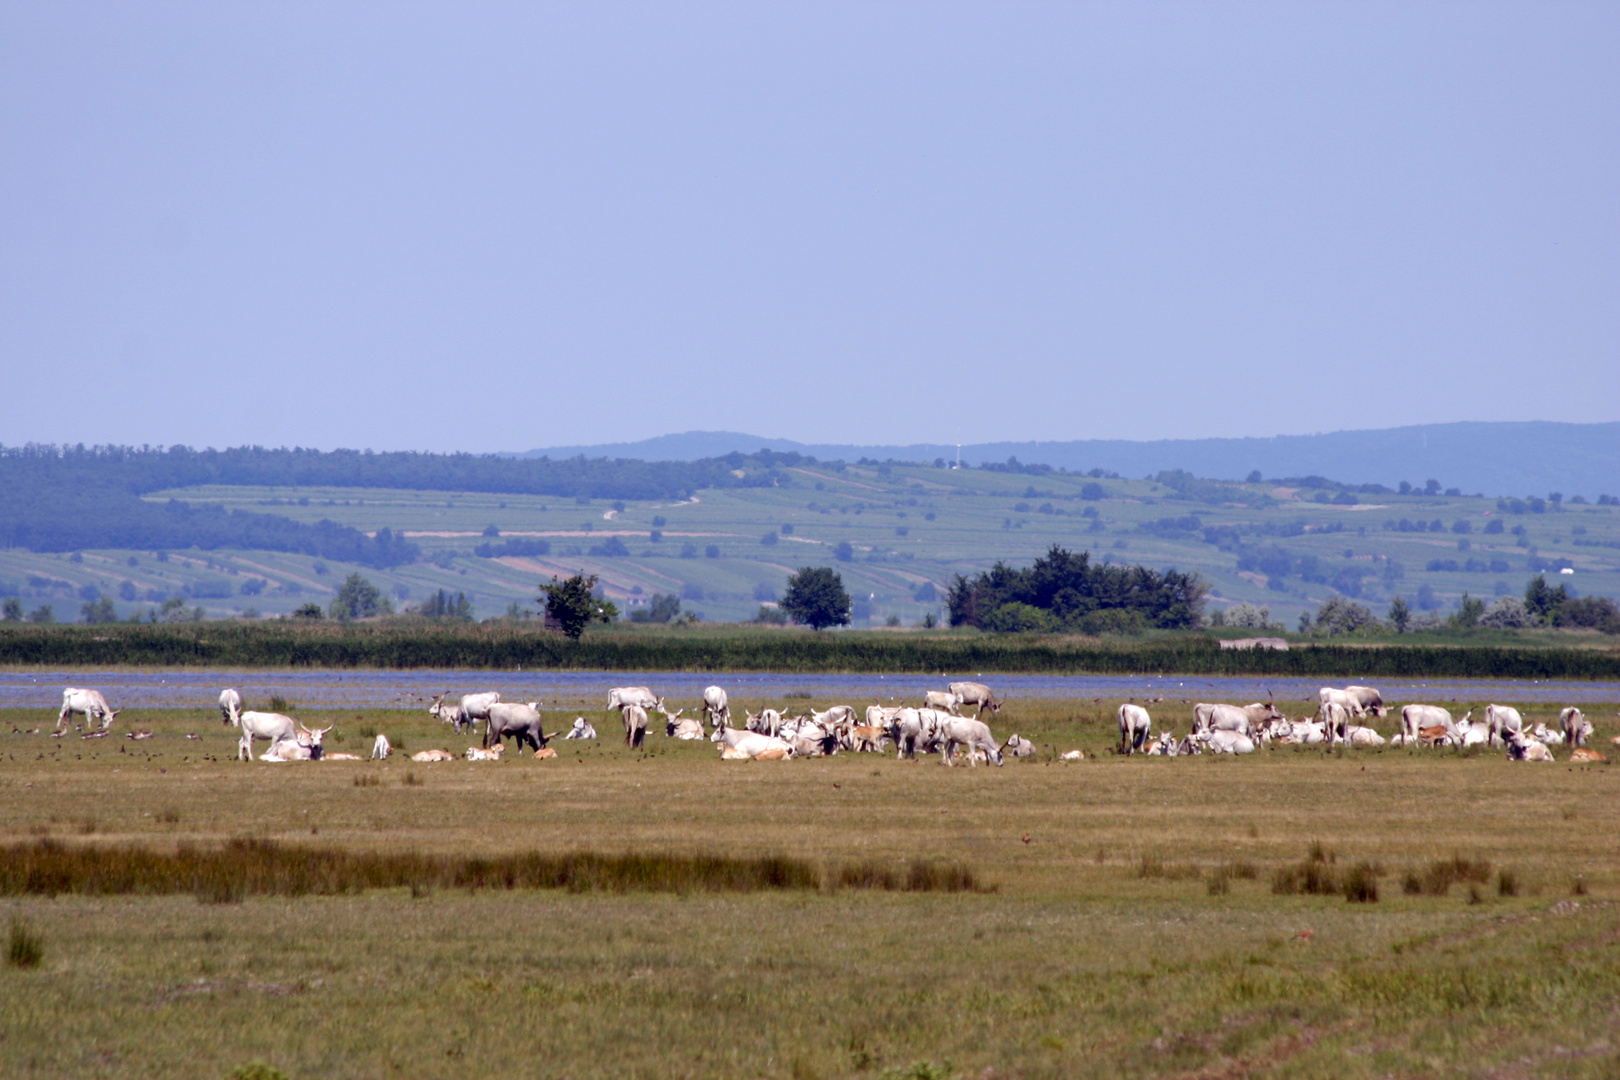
[
  {"x1": 0, "y1": 839, "x2": 987, "y2": 899},
  {"x1": 2, "y1": 623, "x2": 1615, "y2": 678}
]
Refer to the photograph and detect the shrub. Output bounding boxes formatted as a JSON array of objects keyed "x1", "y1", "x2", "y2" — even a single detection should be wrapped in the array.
[{"x1": 1342, "y1": 862, "x2": 1379, "y2": 903}]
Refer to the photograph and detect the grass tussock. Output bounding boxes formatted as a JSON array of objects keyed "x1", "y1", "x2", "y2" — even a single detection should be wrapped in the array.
[
  {"x1": 1402, "y1": 855, "x2": 1493, "y2": 897},
  {"x1": 831, "y1": 860, "x2": 991, "y2": 894},
  {"x1": 352, "y1": 773, "x2": 382, "y2": 788},
  {"x1": 7, "y1": 917, "x2": 43, "y2": 968},
  {"x1": 1273, "y1": 846, "x2": 1380, "y2": 901},
  {"x1": 1137, "y1": 855, "x2": 1201, "y2": 881},
  {"x1": 0, "y1": 840, "x2": 988, "y2": 899}
]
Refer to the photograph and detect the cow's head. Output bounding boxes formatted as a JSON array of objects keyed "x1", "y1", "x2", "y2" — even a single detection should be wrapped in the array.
[
  {"x1": 985, "y1": 695, "x2": 1002, "y2": 714},
  {"x1": 298, "y1": 723, "x2": 332, "y2": 759}
]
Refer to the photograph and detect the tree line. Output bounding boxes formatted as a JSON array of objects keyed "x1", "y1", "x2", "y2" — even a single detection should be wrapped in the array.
[{"x1": 946, "y1": 545, "x2": 1207, "y2": 634}]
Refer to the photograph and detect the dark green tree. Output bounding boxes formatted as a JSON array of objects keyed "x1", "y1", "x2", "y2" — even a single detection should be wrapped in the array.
[
  {"x1": 3, "y1": 597, "x2": 23, "y2": 621},
  {"x1": 329, "y1": 573, "x2": 391, "y2": 621},
  {"x1": 1449, "y1": 592, "x2": 1485, "y2": 629},
  {"x1": 780, "y1": 566, "x2": 852, "y2": 631},
  {"x1": 80, "y1": 595, "x2": 117, "y2": 624},
  {"x1": 420, "y1": 589, "x2": 474, "y2": 619},
  {"x1": 1387, "y1": 595, "x2": 1411, "y2": 634},
  {"x1": 539, "y1": 573, "x2": 618, "y2": 640},
  {"x1": 1524, "y1": 575, "x2": 1567, "y2": 624}
]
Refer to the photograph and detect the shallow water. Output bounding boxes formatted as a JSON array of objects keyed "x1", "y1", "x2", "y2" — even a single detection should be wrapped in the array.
[{"x1": 2, "y1": 669, "x2": 1616, "y2": 711}]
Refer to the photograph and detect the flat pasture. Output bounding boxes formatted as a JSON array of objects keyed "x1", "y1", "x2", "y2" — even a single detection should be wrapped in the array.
[{"x1": 2, "y1": 696, "x2": 1618, "y2": 1079}]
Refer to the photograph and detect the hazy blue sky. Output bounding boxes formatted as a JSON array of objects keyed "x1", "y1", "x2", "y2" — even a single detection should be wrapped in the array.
[{"x1": 2, "y1": 2, "x2": 1615, "y2": 454}]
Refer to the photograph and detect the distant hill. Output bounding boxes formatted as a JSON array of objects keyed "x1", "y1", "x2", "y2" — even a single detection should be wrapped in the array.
[{"x1": 514, "y1": 422, "x2": 1620, "y2": 501}]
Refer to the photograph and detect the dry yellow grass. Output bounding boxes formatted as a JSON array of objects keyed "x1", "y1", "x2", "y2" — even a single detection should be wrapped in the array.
[{"x1": 2, "y1": 696, "x2": 1618, "y2": 1079}]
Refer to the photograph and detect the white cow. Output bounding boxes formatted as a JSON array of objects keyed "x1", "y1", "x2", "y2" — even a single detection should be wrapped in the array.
[
  {"x1": 1193, "y1": 701, "x2": 1282, "y2": 737},
  {"x1": 712, "y1": 724, "x2": 794, "y2": 759},
  {"x1": 621, "y1": 705, "x2": 649, "y2": 749},
  {"x1": 1505, "y1": 731, "x2": 1554, "y2": 762},
  {"x1": 1345, "y1": 685, "x2": 1388, "y2": 718},
  {"x1": 939, "y1": 717, "x2": 1004, "y2": 766},
  {"x1": 258, "y1": 723, "x2": 331, "y2": 762},
  {"x1": 747, "y1": 709, "x2": 785, "y2": 736},
  {"x1": 219, "y1": 688, "x2": 242, "y2": 727},
  {"x1": 1399, "y1": 704, "x2": 1466, "y2": 745},
  {"x1": 1485, "y1": 704, "x2": 1524, "y2": 748},
  {"x1": 1456, "y1": 718, "x2": 1488, "y2": 748},
  {"x1": 924, "y1": 690, "x2": 964, "y2": 714},
  {"x1": 563, "y1": 717, "x2": 597, "y2": 739},
  {"x1": 457, "y1": 692, "x2": 502, "y2": 734},
  {"x1": 1002, "y1": 733, "x2": 1037, "y2": 758},
  {"x1": 1318, "y1": 687, "x2": 1365, "y2": 719},
  {"x1": 1531, "y1": 722, "x2": 1564, "y2": 747},
  {"x1": 1560, "y1": 708, "x2": 1591, "y2": 748},
  {"x1": 1344, "y1": 725, "x2": 1386, "y2": 747},
  {"x1": 1320, "y1": 701, "x2": 1353, "y2": 747},
  {"x1": 607, "y1": 687, "x2": 661, "y2": 712},
  {"x1": 58, "y1": 688, "x2": 119, "y2": 733},
  {"x1": 428, "y1": 695, "x2": 464, "y2": 732},
  {"x1": 370, "y1": 734, "x2": 391, "y2": 760},
  {"x1": 1117, "y1": 704, "x2": 1152, "y2": 755},
  {"x1": 484, "y1": 702, "x2": 548, "y2": 753},
  {"x1": 701, "y1": 686, "x2": 730, "y2": 730},
  {"x1": 947, "y1": 682, "x2": 1001, "y2": 717},
  {"x1": 237, "y1": 710, "x2": 296, "y2": 761},
  {"x1": 666, "y1": 710, "x2": 705, "y2": 740},
  {"x1": 1199, "y1": 729, "x2": 1256, "y2": 754}
]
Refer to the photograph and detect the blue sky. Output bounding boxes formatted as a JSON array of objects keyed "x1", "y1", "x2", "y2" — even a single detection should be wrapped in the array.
[{"x1": 2, "y1": 2, "x2": 1615, "y2": 453}]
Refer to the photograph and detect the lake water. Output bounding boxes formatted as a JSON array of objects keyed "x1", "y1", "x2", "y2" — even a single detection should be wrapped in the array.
[{"x1": 3, "y1": 669, "x2": 1617, "y2": 711}]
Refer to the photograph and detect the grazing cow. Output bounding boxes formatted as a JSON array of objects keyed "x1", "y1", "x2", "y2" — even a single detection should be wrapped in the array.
[
  {"x1": 1002, "y1": 734, "x2": 1037, "y2": 758},
  {"x1": 1117, "y1": 704, "x2": 1152, "y2": 755},
  {"x1": 1194, "y1": 699, "x2": 1283, "y2": 738},
  {"x1": 1485, "y1": 704, "x2": 1524, "y2": 748},
  {"x1": 701, "y1": 686, "x2": 730, "y2": 730},
  {"x1": 563, "y1": 717, "x2": 597, "y2": 740},
  {"x1": 1504, "y1": 731, "x2": 1553, "y2": 762},
  {"x1": 947, "y1": 682, "x2": 1001, "y2": 718},
  {"x1": 939, "y1": 717, "x2": 1004, "y2": 766},
  {"x1": 465, "y1": 744, "x2": 505, "y2": 761},
  {"x1": 924, "y1": 690, "x2": 964, "y2": 714},
  {"x1": 237, "y1": 710, "x2": 296, "y2": 761},
  {"x1": 1560, "y1": 708, "x2": 1590, "y2": 748},
  {"x1": 410, "y1": 749, "x2": 455, "y2": 762},
  {"x1": 1199, "y1": 729, "x2": 1256, "y2": 755},
  {"x1": 428, "y1": 696, "x2": 464, "y2": 733},
  {"x1": 219, "y1": 688, "x2": 242, "y2": 727},
  {"x1": 1318, "y1": 687, "x2": 1365, "y2": 719},
  {"x1": 620, "y1": 705, "x2": 649, "y2": 749},
  {"x1": 1569, "y1": 748, "x2": 1608, "y2": 763},
  {"x1": 370, "y1": 734, "x2": 391, "y2": 760},
  {"x1": 58, "y1": 688, "x2": 119, "y2": 733},
  {"x1": 1399, "y1": 705, "x2": 1466, "y2": 745},
  {"x1": 607, "y1": 687, "x2": 661, "y2": 712},
  {"x1": 484, "y1": 702, "x2": 549, "y2": 753},
  {"x1": 1345, "y1": 686, "x2": 1388, "y2": 718}
]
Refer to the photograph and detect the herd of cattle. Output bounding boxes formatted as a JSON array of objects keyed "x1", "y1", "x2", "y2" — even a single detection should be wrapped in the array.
[{"x1": 48, "y1": 681, "x2": 1610, "y2": 766}]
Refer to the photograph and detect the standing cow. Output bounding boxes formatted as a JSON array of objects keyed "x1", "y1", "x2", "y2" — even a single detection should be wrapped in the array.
[
  {"x1": 1118, "y1": 704, "x2": 1152, "y2": 755},
  {"x1": 219, "y1": 688, "x2": 242, "y2": 727},
  {"x1": 947, "y1": 682, "x2": 1001, "y2": 718},
  {"x1": 607, "y1": 687, "x2": 661, "y2": 712},
  {"x1": 1485, "y1": 704, "x2": 1524, "y2": 748},
  {"x1": 484, "y1": 702, "x2": 550, "y2": 753},
  {"x1": 702, "y1": 686, "x2": 730, "y2": 731},
  {"x1": 1560, "y1": 707, "x2": 1591, "y2": 748},
  {"x1": 58, "y1": 688, "x2": 119, "y2": 734},
  {"x1": 621, "y1": 705, "x2": 649, "y2": 749}
]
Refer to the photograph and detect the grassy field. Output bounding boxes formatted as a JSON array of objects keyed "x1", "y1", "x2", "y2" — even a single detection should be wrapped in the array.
[
  {"x1": 3, "y1": 462, "x2": 1616, "y2": 626},
  {"x1": 3, "y1": 693, "x2": 1618, "y2": 1079}
]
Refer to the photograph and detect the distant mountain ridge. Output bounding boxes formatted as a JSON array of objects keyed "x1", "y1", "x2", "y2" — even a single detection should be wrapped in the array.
[{"x1": 514, "y1": 421, "x2": 1620, "y2": 500}]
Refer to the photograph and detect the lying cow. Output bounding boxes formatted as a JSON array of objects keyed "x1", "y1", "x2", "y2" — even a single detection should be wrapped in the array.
[
  {"x1": 410, "y1": 749, "x2": 455, "y2": 762},
  {"x1": 1002, "y1": 734, "x2": 1037, "y2": 758},
  {"x1": 563, "y1": 717, "x2": 597, "y2": 739},
  {"x1": 1505, "y1": 731, "x2": 1553, "y2": 762},
  {"x1": 465, "y1": 744, "x2": 505, "y2": 761}
]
